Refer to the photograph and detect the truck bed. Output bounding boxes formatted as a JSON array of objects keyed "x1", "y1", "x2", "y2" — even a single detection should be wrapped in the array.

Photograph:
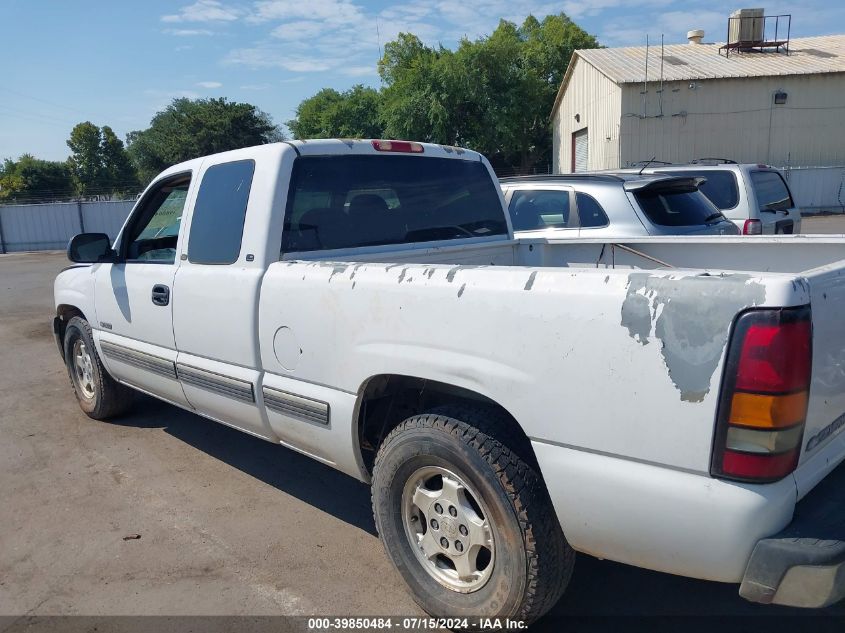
[{"x1": 280, "y1": 233, "x2": 845, "y2": 491}]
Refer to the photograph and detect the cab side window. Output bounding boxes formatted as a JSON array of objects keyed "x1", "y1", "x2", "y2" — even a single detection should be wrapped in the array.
[
  {"x1": 124, "y1": 175, "x2": 190, "y2": 264},
  {"x1": 188, "y1": 160, "x2": 255, "y2": 265}
]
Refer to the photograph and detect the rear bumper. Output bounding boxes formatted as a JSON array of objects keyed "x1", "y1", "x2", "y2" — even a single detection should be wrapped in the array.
[{"x1": 740, "y1": 459, "x2": 845, "y2": 608}]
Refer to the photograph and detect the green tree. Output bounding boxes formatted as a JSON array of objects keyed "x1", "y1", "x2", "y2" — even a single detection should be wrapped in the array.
[
  {"x1": 127, "y1": 97, "x2": 283, "y2": 184},
  {"x1": 375, "y1": 14, "x2": 599, "y2": 171},
  {"x1": 67, "y1": 122, "x2": 105, "y2": 196},
  {"x1": 287, "y1": 85, "x2": 382, "y2": 139},
  {"x1": 101, "y1": 126, "x2": 139, "y2": 195},
  {"x1": 66, "y1": 122, "x2": 139, "y2": 197},
  {"x1": 378, "y1": 34, "x2": 469, "y2": 145},
  {"x1": 0, "y1": 154, "x2": 74, "y2": 202}
]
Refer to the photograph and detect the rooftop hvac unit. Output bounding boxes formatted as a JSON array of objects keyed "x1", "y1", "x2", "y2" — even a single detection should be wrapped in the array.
[{"x1": 729, "y1": 8, "x2": 765, "y2": 45}]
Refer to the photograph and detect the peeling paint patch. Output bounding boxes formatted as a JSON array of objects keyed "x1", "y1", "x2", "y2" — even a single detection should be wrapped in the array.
[
  {"x1": 328, "y1": 264, "x2": 348, "y2": 282},
  {"x1": 621, "y1": 292, "x2": 651, "y2": 345},
  {"x1": 524, "y1": 271, "x2": 537, "y2": 291},
  {"x1": 457, "y1": 283, "x2": 466, "y2": 297},
  {"x1": 446, "y1": 267, "x2": 460, "y2": 283},
  {"x1": 397, "y1": 268, "x2": 407, "y2": 284},
  {"x1": 621, "y1": 273, "x2": 766, "y2": 402}
]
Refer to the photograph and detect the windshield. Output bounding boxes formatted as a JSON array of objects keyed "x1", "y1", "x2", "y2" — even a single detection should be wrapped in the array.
[
  {"x1": 281, "y1": 155, "x2": 507, "y2": 252},
  {"x1": 634, "y1": 186, "x2": 727, "y2": 227}
]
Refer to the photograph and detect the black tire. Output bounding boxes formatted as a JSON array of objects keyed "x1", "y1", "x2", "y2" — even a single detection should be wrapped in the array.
[
  {"x1": 372, "y1": 405, "x2": 574, "y2": 624},
  {"x1": 63, "y1": 316, "x2": 134, "y2": 420}
]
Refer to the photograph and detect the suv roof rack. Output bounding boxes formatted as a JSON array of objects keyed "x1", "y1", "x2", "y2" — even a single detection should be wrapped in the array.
[
  {"x1": 689, "y1": 157, "x2": 737, "y2": 165},
  {"x1": 630, "y1": 159, "x2": 674, "y2": 167}
]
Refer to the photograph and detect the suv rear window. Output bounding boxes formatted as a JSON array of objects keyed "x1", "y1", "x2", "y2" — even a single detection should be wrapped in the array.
[
  {"x1": 634, "y1": 186, "x2": 724, "y2": 227},
  {"x1": 751, "y1": 171, "x2": 793, "y2": 212},
  {"x1": 281, "y1": 156, "x2": 507, "y2": 252},
  {"x1": 657, "y1": 170, "x2": 738, "y2": 210}
]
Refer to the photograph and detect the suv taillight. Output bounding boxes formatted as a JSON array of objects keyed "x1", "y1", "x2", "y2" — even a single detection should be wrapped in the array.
[
  {"x1": 742, "y1": 219, "x2": 762, "y2": 235},
  {"x1": 711, "y1": 307, "x2": 812, "y2": 483}
]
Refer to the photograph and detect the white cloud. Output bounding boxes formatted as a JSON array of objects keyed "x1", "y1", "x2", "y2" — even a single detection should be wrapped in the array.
[
  {"x1": 338, "y1": 64, "x2": 377, "y2": 77},
  {"x1": 196, "y1": 81, "x2": 223, "y2": 88},
  {"x1": 271, "y1": 20, "x2": 327, "y2": 41},
  {"x1": 164, "y1": 28, "x2": 215, "y2": 36},
  {"x1": 222, "y1": 0, "x2": 708, "y2": 78},
  {"x1": 224, "y1": 47, "x2": 334, "y2": 71},
  {"x1": 162, "y1": 0, "x2": 240, "y2": 23},
  {"x1": 248, "y1": 0, "x2": 364, "y2": 24}
]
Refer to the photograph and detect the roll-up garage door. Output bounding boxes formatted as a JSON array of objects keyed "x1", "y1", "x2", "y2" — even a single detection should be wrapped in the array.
[{"x1": 572, "y1": 128, "x2": 588, "y2": 173}]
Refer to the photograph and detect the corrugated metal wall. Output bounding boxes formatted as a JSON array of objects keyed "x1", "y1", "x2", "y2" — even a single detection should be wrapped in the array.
[
  {"x1": 618, "y1": 74, "x2": 845, "y2": 168},
  {"x1": 554, "y1": 64, "x2": 845, "y2": 173},
  {"x1": 553, "y1": 58, "x2": 621, "y2": 173},
  {"x1": 0, "y1": 200, "x2": 134, "y2": 253}
]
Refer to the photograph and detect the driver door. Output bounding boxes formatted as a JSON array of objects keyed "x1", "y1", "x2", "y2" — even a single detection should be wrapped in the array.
[{"x1": 94, "y1": 172, "x2": 195, "y2": 407}]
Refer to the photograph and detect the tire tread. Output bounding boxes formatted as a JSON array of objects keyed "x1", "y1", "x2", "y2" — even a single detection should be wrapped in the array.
[{"x1": 373, "y1": 404, "x2": 573, "y2": 622}]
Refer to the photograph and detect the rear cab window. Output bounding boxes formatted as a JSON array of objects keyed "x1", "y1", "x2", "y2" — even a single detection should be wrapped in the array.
[
  {"x1": 281, "y1": 155, "x2": 507, "y2": 253},
  {"x1": 633, "y1": 182, "x2": 725, "y2": 227},
  {"x1": 751, "y1": 170, "x2": 794, "y2": 212},
  {"x1": 657, "y1": 170, "x2": 739, "y2": 211}
]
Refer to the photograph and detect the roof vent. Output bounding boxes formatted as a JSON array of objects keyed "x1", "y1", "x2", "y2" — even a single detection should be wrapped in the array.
[{"x1": 687, "y1": 29, "x2": 705, "y2": 45}]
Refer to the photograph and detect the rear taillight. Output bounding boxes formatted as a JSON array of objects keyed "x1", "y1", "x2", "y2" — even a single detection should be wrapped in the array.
[
  {"x1": 742, "y1": 219, "x2": 762, "y2": 235},
  {"x1": 711, "y1": 307, "x2": 812, "y2": 483},
  {"x1": 371, "y1": 140, "x2": 424, "y2": 153}
]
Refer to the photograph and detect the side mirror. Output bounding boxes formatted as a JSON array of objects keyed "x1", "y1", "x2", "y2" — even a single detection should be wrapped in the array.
[{"x1": 67, "y1": 233, "x2": 116, "y2": 263}]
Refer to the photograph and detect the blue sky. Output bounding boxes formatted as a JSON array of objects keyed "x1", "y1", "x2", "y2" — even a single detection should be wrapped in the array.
[{"x1": 2, "y1": 0, "x2": 841, "y2": 161}]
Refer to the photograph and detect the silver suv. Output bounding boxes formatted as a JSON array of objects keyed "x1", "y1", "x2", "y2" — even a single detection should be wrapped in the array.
[
  {"x1": 618, "y1": 161, "x2": 801, "y2": 235},
  {"x1": 499, "y1": 173, "x2": 739, "y2": 238}
]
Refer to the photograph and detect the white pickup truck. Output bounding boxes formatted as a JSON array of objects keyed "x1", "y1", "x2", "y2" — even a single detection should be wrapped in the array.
[{"x1": 54, "y1": 139, "x2": 845, "y2": 622}]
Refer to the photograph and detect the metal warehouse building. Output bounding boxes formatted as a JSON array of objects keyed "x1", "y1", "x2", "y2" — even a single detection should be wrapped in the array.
[{"x1": 551, "y1": 27, "x2": 845, "y2": 173}]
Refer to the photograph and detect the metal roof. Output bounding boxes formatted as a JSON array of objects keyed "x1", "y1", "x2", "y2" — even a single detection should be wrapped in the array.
[{"x1": 577, "y1": 34, "x2": 845, "y2": 84}]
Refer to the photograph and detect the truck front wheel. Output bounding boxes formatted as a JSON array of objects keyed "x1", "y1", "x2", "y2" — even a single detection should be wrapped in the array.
[
  {"x1": 63, "y1": 316, "x2": 133, "y2": 420},
  {"x1": 372, "y1": 405, "x2": 574, "y2": 623}
]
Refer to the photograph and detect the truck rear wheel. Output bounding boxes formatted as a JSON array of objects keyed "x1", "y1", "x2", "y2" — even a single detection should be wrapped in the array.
[
  {"x1": 63, "y1": 316, "x2": 134, "y2": 420},
  {"x1": 372, "y1": 405, "x2": 573, "y2": 623}
]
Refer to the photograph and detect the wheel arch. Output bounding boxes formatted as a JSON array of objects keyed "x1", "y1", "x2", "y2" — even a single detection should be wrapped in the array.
[
  {"x1": 354, "y1": 373, "x2": 538, "y2": 476},
  {"x1": 54, "y1": 304, "x2": 88, "y2": 360}
]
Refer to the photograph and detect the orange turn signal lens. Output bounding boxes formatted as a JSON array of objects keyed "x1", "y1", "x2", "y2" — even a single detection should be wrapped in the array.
[{"x1": 729, "y1": 391, "x2": 808, "y2": 429}]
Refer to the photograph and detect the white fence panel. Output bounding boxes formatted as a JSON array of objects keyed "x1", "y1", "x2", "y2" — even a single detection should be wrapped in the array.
[
  {"x1": 782, "y1": 166, "x2": 845, "y2": 214},
  {"x1": 0, "y1": 200, "x2": 136, "y2": 253},
  {"x1": 0, "y1": 202, "x2": 81, "y2": 252},
  {"x1": 81, "y1": 200, "x2": 135, "y2": 240}
]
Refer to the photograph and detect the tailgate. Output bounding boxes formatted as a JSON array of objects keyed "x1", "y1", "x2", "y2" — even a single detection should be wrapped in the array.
[{"x1": 795, "y1": 263, "x2": 845, "y2": 497}]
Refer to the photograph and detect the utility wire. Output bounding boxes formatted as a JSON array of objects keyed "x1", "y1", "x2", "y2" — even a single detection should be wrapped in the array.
[{"x1": 0, "y1": 87, "x2": 92, "y2": 118}]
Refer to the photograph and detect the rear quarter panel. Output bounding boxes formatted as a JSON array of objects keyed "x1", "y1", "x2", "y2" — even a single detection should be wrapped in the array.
[{"x1": 258, "y1": 261, "x2": 805, "y2": 474}]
